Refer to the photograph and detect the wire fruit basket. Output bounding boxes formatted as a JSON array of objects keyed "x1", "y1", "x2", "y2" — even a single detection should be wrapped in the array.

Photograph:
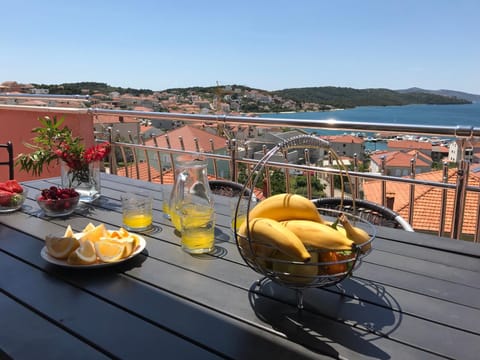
[{"x1": 234, "y1": 135, "x2": 376, "y2": 308}]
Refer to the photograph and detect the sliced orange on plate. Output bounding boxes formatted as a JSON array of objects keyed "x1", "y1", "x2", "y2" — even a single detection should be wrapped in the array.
[
  {"x1": 95, "y1": 240, "x2": 126, "y2": 263},
  {"x1": 45, "y1": 235, "x2": 79, "y2": 259}
]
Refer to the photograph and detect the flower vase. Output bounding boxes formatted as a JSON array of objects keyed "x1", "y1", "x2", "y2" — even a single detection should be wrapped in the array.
[{"x1": 61, "y1": 160, "x2": 101, "y2": 203}]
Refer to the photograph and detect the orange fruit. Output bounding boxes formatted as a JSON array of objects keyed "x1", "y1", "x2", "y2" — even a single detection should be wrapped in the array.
[
  {"x1": 64, "y1": 225, "x2": 75, "y2": 238},
  {"x1": 74, "y1": 240, "x2": 97, "y2": 264},
  {"x1": 100, "y1": 235, "x2": 135, "y2": 258},
  {"x1": 95, "y1": 240, "x2": 125, "y2": 263},
  {"x1": 83, "y1": 223, "x2": 95, "y2": 232},
  {"x1": 319, "y1": 251, "x2": 348, "y2": 275},
  {"x1": 80, "y1": 223, "x2": 106, "y2": 243},
  {"x1": 45, "y1": 235, "x2": 79, "y2": 259}
]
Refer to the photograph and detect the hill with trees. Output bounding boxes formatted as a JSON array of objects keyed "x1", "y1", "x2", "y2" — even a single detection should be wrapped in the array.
[
  {"x1": 31, "y1": 82, "x2": 154, "y2": 96},
  {"x1": 29, "y1": 82, "x2": 472, "y2": 109},
  {"x1": 272, "y1": 86, "x2": 470, "y2": 108},
  {"x1": 397, "y1": 87, "x2": 480, "y2": 103}
]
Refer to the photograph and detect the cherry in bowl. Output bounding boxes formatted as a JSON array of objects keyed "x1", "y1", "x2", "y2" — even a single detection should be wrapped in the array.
[{"x1": 37, "y1": 187, "x2": 80, "y2": 217}]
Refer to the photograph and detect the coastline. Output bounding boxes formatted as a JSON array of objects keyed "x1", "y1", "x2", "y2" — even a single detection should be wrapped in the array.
[{"x1": 258, "y1": 102, "x2": 480, "y2": 128}]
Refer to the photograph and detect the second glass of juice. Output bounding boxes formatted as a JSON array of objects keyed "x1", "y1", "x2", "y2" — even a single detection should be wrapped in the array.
[{"x1": 121, "y1": 191, "x2": 153, "y2": 232}]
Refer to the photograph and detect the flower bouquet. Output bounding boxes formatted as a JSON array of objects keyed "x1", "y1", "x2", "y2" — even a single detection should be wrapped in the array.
[{"x1": 16, "y1": 116, "x2": 110, "y2": 202}]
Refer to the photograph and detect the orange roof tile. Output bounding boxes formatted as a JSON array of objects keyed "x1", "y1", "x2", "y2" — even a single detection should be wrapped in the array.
[
  {"x1": 370, "y1": 150, "x2": 430, "y2": 167},
  {"x1": 115, "y1": 162, "x2": 265, "y2": 200},
  {"x1": 133, "y1": 106, "x2": 153, "y2": 112},
  {"x1": 363, "y1": 169, "x2": 480, "y2": 235},
  {"x1": 94, "y1": 115, "x2": 138, "y2": 124},
  {"x1": 116, "y1": 161, "x2": 165, "y2": 183},
  {"x1": 20, "y1": 100, "x2": 47, "y2": 106},
  {"x1": 432, "y1": 145, "x2": 449, "y2": 153},
  {"x1": 144, "y1": 125, "x2": 227, "y2": 151},
  {"x1": 387, "y1": 139, "x2": 432, "y2": 150},
  {"x1": 323, "y1": 134, "x2": 364, "y2": 144}
]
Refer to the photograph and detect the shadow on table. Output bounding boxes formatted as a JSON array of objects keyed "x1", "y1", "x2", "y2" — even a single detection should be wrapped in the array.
[
  {"x1": 48, "y1": 250, "x2": 149, "y2": 278},
  {"x1": 249, "y1": 277, "x2": 400, "y2": 359},
  {"x1": 214, "y1": 226, "x2": 234, "y2": 243}
]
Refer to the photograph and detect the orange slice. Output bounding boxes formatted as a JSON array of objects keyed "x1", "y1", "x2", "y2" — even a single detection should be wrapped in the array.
[
  {"x1": 80, "y1": 223, "x2": 106, "y2": 243},
  {"x1": 74, "y1": 240, "x2": 97, "y2": 264},
  {"x1": 64, "y1": 225, "x2": 75, "y2": 238},
  {"x1": 83, "y1": 222, "x2": 95, "y2": 232},
  {"x1": 104, "y1": 235, "x2": 136, "y2": 258},
  {"x1": 45, "y1": 235, "x2": 79, "y2": 259},
  {"x1": 95, "y1": 240, "x2": 125, "y2": 263}
]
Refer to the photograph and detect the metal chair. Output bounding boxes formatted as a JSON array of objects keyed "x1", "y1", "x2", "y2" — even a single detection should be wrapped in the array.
[
  {"x1": 0, "y1": 141, "x2": 14, "y2": 180},
  {"x1": 312, "y1": 197, "x2": 414, "y2": 232}
]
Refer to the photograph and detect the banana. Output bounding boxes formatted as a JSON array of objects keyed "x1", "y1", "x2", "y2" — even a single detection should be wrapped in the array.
[
  {"x1": 248, "y1": 193, "x2": 324, "y2": 223},
  {"x1": 238, "y1": 217, "x2": 311, "y2": 262},
  {"x1": 338, "y1": 213, "x2": 372, "y2": 253},
  {"x1": 271, "y1": 250, "x2": 319, "y2": 285},
  {"x1": 280, "y1": 219, "x2": 354, "y2": 250}
]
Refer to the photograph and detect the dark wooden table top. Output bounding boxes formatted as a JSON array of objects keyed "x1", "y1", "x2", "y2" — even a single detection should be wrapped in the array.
[{"x1": 1, "y1": 174, "x2": 480, "y2": 359}]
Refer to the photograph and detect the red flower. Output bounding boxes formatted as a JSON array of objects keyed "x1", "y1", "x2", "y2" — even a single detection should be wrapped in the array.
[
  {"x1": 53, "y1": 141, "x2": 110, "y2": 171},
  {"x1": 84, "y1": 143, "x2": 111, "y2": 163}
]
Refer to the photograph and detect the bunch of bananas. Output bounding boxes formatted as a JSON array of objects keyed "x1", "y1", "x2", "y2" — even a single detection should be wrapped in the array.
[{"x1": 236, "y1": 193, "x2": 372, "y2": 286}]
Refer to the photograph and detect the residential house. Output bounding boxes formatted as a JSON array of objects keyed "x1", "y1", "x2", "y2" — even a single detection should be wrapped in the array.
[
  {"x1": 93, "y1": 114, "x2": 140, "y2": 143},
  {"x1": 246, "y1": 130, "x2": 315, "y2": 163},
  {"x1": 387, "y1": 139, "x2": 432, "y2": 157},
  {"x1": 431, "y1": 144, "x2": 450, "y2": 163},
  {"x1": 448, "y1": 139, "x2": 480, "y2": 164},
  {"x1": 144, "y1": 125, "x2": 230, "y2": 178},
  {"x1": 322, "y1": 134, "x2": 365, "y2": 161},
  {"x1": 370, "y1": 150, "x2": 431, "y2": 176}
]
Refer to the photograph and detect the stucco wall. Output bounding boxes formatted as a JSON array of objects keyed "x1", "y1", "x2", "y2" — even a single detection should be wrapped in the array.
[{"x1": 0, "y1": 108, "x2": 94, "y2": 182}]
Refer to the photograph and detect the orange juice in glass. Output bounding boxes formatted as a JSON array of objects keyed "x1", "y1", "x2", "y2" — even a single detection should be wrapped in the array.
[
  {"x1": 180, "y1": 204, "x2": 215, "y2": 254},
  {"x1": 161, "y1": 185, "x2": 173, "y2": 219},
  {"x1": 121, "y1": 192, "x2": 153, "y2": 232},
  {"x1": 170, "y1": 209, "x2": 182, "y2": 232},
  {"x1": 123, "y1": 213, "x2": 153, "y2": 230}
]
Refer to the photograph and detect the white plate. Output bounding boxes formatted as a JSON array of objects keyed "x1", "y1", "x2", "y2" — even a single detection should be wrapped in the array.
[{"x1": 40, "y1": 234, "x2": 146, "y2": 269}]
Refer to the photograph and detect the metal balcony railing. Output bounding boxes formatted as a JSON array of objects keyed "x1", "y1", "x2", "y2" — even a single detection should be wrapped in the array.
[{"x1": 1, "y1": 102, "x2": 479, "y2": 242}]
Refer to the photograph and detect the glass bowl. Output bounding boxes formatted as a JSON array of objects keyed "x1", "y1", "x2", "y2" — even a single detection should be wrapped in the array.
[
  {"x1": 37, "y1": 192, "x2": 80, "y2": 217},
  {"x1": 0, "y1": 188, "x2": 28, "y2": 213}
]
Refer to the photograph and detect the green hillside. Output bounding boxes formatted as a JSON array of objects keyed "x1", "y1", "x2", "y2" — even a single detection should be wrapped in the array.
[
  {"x1": 31, "y1": 82, "x2": 472, "y2": 109},
  {"x1": 272, "y1": 86, "x2": 470, "y2": 108},
  {"x1": 31, "y1": 82, "x2": 154, "y2": 96}
]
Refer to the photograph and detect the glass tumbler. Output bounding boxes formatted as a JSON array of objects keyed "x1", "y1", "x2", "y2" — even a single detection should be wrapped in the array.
[
  {"x1": 180, "y1": 203, "x2": 215, "y2": 254},
  {"x1": 121, "y1": 191, "x2": 153, "y2": 232}
]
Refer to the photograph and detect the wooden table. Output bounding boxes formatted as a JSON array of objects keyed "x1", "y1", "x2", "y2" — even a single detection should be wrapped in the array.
[{"x1": 1, "y1": 174, "x2": 480, "y2": 359}]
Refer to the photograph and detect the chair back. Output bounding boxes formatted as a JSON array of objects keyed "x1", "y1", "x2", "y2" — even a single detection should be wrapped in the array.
[
  {"x1": 313, "y1": 197, "x2": 414, "y2": 232},
  {"x1": 0, "y1": 141, "x2": 14, "y2": 180}
]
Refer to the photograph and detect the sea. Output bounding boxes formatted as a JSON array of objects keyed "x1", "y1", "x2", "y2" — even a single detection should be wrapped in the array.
[{"x1": 260, "y1": 102, "x2": 480, "y2": 152}]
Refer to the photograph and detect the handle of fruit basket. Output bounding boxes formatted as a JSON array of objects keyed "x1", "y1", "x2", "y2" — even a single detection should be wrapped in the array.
[{"x1": 276, "y1": 134, "x2": 331, "y2": 152}]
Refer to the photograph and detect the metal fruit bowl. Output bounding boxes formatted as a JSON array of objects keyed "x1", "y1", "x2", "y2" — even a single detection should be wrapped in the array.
[
  {"x1": 235, "y1": 209, "x2": 376, "y2": 290},
  {"x1": 233, "y1": 135, "x2": 376, "y2": 307}
]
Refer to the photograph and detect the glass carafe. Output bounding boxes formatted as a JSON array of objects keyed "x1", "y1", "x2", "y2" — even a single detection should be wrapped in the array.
[{"x1": 169, "y1": 154, "x2": 214, "y2": 234}]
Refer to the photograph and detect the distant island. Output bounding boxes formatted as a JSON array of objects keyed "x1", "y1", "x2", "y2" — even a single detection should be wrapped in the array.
[
  {"x1": 2, "y1": 81, "x2": 474, "y2": 114},
  {"x1": 397, "y1": 87, "x2": 480, "y2": 103},
  {"x1": 272, "y1": 86, "x2": 471, "y2": 109}
]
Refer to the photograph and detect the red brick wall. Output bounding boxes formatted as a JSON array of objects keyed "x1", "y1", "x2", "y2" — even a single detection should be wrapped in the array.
[{"x1": 0, "y1": 108, "x2": 94, "y2": 182}]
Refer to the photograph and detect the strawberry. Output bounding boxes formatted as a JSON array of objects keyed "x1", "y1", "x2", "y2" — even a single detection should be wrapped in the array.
[
  {"x1": 6, "y1": 180, "x2": 23, "y2": 194},
  {"x1": 0, "y1": 182, "x2": 12, "y2": 192},
  {"x1": 0, "y1": 189, "x2": 14, "y2": 206}
]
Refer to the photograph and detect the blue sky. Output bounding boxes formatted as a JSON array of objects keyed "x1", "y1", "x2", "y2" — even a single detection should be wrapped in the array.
[{"x1": 2, "y1": 0, "x2": 479, "y2": 94}]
